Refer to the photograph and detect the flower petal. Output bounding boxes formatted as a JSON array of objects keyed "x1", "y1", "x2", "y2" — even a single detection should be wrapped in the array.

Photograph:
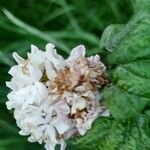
[
  {"x1": 60, "y1": 140, "x2": 66, "y2": 150},
  {"x1": 13, "y1": 52, "x2": 26, "y2": 65},
  {"x1": 45, "y1": 141, "x2": 56, "y2": 150},
  {"x1": 28, "y1": 63, "x2": 42, "y2": 82},
  {"x1": 45, "y1": 60, "x2": 56, "y2": 80},
  {"x1": 28, "y1": 44, "x2": 45, "y2": 66},
  {"x1": 67, "y1": 45, "x2": 85, "y2": 62},
  {"x1": 45, "y1": 43, "x2": 64, "y2": 70}
]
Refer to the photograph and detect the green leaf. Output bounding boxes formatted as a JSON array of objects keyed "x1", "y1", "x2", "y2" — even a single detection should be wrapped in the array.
[
  {"x1": 67, "y1": 115, "x2": 150, "y2": 150},
  {"x1": 67, "y1": 118, "x2": 112, "y2": 150},
  {"x1": 0, "y1": 137, "x2": 44, "y2": 150},
  {"x1": 132, "y1": 0, "x2": 150, "y2": 13},
  {"x1": 101, "y1": 0, "x2": 150, "y2": 119},
  {"x1": 100, "y1": 24, "x2": 124, "y2": 51},
  {"x1": 99, "y1": 115, "x2": 150, "y2": 150},
  {"x1": 103, "y1": 85, "x2": 149, "y2": 119}
]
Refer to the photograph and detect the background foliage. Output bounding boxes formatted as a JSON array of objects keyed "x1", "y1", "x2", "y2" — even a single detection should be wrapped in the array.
[{"x1": 0, "y1": 0, "x2": 149, "y2": 150}]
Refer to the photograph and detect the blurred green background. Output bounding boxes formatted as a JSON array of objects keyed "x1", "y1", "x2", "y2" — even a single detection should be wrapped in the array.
[{"x1": 0, "y1": 0, "x2": 134, "y2": 149}]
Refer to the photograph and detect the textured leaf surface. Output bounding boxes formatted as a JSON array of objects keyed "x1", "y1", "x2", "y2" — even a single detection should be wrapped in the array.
[
  {"x1": 101, "y1": 0, "x2": 150, "y2": 119},
  {"x1": 68, "y1": 114, "x2": 150, "y2": 150}
]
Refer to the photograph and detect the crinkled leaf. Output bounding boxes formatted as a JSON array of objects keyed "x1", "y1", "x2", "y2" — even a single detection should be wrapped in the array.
[
  {"x1": 100, "y1": 24, "x2": 124, "y2": 51},
  {"x1": 132, "y1": 0, "x2": 150, "y2": 13},
  {"x1": 67, "y1": 118, "x2": 112, "y2": 150},
  {"x1": 101, "y1": 0, "x2": 150, "y2": 119},
  {"x1": 67, "y1": 114, "x2": 150, "y2": 150}
]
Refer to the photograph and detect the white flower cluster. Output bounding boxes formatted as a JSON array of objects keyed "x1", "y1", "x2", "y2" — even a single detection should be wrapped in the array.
[{"x1": 6, "y1": 43, "x2": 109, "y2": 150}]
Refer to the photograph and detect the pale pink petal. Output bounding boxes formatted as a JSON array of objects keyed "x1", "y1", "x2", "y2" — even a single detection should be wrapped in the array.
[
  {"x1": 67, "y1": 45, "x2": 85, "y2": 62},
  {"x1": 87, "y1": 55, "x2": 100, "y2": 67},
  {"x1": 53, "y1": 101, "x2": 71, "y2": 134},
  {"x1": 54, "y1": 119, "x2": 71, "y2": 134},
  {"x1": 55, "y1": 100, "x2": 70, "y2": 115}
]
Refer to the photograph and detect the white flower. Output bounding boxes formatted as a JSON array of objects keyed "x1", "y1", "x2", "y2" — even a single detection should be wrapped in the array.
[{"x1": 6, "y1": 43, "x2": 109, "y2": 150}]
